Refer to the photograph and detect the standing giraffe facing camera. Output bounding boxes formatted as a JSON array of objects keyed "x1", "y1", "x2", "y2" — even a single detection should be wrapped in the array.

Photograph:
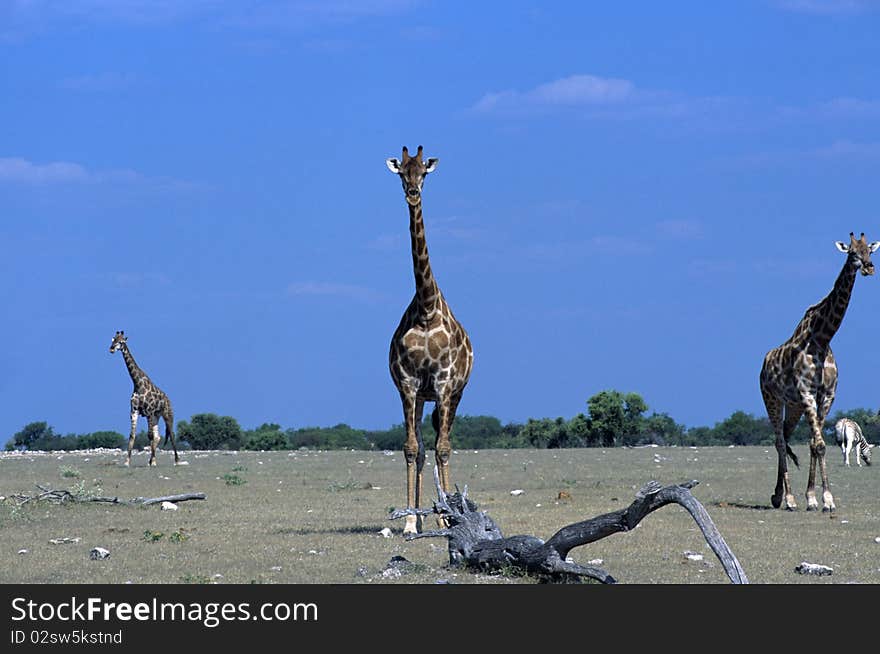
[
  {"x1": 759, "y1": 233, "x2": 878, "y2": 511},
  {"x1": 386, "y1": 145, "x2": 474, "y2": 534},
  {"x1": 109, "y1": 330, "x2": 179, "y2": 467}
]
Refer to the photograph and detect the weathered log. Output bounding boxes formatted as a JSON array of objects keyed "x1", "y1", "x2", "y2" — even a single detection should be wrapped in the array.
[
  {"x1": 390, "y1": 468, "x2": 748, "y2": 584},
  {"x1": 130, "y1": 493, "x2": 206, "y2": 505},
  {"x1": 10, "y1": 486, "x2": 206, "y2": 507}
]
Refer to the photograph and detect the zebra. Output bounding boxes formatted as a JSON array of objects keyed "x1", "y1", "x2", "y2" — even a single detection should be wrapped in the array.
[{"x1": 834, "y1": 418, "x2": 873, "y2": 467}]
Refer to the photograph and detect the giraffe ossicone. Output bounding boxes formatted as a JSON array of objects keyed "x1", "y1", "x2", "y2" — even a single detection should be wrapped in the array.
[
  {"x1": 759, "y1": 232, "x2": 878, "y2": 512},
  {"x1": 386, "y1": 145, "x2": 474, "y2": 535},
  {"x1": 109, "y1": 330, "x2": 179, "y2": 468}
]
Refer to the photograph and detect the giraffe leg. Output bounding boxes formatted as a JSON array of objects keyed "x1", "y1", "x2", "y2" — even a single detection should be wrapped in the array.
[
  {"x1": 413, "y1": 399, "x2": 426, "y2": 533},
  {"x1": 780, "y1": 403, "x2": 803, "y2": 511},
  {"x1": 434, "y1": 391, "x2": 462, "y2": 495},
  {"x1": 148, "y1": 416, "x2": 160, "y2": 467},
  {"x1": 816, "y1": 393, "x2": 835, "y2": 511},
  {"x1": 800, "y1": 395, "x2": 827, "y2": 511},
  {"x1": 762, "y1": 390, "x2": 793, "y2": 509},
  {"x1": 126, "y1": 410, "x2": 138, "y2": 467},
  {"x1": 400, "y1": 391, "x2": 422, "y2": 535}
]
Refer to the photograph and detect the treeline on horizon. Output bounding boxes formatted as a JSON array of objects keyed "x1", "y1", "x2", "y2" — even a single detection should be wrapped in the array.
[{"x1": 7, "y1": 389, "x2": 880, "y2": 453}]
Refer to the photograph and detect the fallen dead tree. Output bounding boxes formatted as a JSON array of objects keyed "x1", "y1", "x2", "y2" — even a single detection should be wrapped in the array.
[
  {"x1": 390, "y1": 468, "x2": 748, "y2": 584},
  {"x1": 9, "y1": 485, "x2": 206, "y2": 507}
]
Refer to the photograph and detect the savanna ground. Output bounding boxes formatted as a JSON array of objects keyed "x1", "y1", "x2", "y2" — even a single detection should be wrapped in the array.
[{"x1": 0, "y1": 445, "x2": 878, "y2": 584}]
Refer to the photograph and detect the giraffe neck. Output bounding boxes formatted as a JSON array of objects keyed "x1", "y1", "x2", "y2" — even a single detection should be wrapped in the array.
[
  {"x1": 793, "y1": 257, "x2": 858, "y2": 348},
  {"x1": 120, "y1": 343, "x2": 148, "y2": 389},
  {"x1": 408, "y1": 199, "x2": 441, "y2": 316}
]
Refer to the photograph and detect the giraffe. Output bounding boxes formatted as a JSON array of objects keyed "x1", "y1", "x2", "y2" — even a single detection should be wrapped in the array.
[
  {"x1": 109, "y1": 330, "x2": 179, "y2": 467},
  {"x1": 386, "y1": 145, "x2": 474, "y2": 534},
  {"x1": 759, "y1": 233, "x2": 878, "y2": 511}
]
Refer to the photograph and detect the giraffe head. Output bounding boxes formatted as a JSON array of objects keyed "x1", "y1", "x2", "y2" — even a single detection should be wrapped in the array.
[
  {"x1": 385, "y1": 145, "x2": 438, "y2": 206},
  {"x1": 109, "y1": 330, "x2": 127, "y2": 353},
  {"x1": 835, "y1": 232, "x2": 880, "y2": 276}
]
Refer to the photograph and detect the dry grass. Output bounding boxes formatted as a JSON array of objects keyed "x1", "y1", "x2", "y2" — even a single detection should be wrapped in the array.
[{"x1": 1, "y1": 445, "x2": 878, "y2": 584}]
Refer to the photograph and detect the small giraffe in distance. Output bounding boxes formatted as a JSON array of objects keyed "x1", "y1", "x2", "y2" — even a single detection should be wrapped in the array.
[
  {"x1": 760, "y1": 233, "x2": 878, "y2": 511},
  {"x1": 386, "y1": 145, "x2": 474, "y2": 534},
  {"x1": 109, "y1": 330, "x2": 179, "y2": 467}
]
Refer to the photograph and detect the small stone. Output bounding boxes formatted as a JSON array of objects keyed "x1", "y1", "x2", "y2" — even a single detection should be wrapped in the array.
[
  {"x1": 510, "y1": 489, "x2": 525, "y2": 496},
  {"x1": 683, "y1": 551, "x2": 704, "y2": 562},
  {"x1": 90, "y1": 547, "x2": 110, "y2": 560},
  {"x1": 378, "y1": 527, "x2": 393, "y2": 539},
  {"x1": 17, "y1": 549, "x2": 28, "y2": 555},
  {"x1": 795, "y1": 562, "x2": 833, "y2": 576},
  {"x1": 160, "y1": 501, "x2": 178, "y2": 511},
  {"x1": 49, "y1": 537, "x2": 80, "y2": 545},
  {"x1": 270, "y1": 566, "x2": 282, "y2": 572}
]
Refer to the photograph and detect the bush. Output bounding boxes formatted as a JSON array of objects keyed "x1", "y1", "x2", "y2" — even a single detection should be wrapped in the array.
[
  {"x1": 244, "y1": 424, "x2": 289, "y2": 451},
  {"x1": 178, "y1": 414, "x2": 242, "y2": 450},
  {"x1": 288, "y1": 424, "x2": 371, "y2": 450},
  {"x1": 77, "y1": 431, "x2": 126, "y2": 449}
]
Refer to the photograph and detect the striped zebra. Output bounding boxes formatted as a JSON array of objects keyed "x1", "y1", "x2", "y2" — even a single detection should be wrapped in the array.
[{"x1": 834, "y1": 418, "x2": 873, "y2": 467}]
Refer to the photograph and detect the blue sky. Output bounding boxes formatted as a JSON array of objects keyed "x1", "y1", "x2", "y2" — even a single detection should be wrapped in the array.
[{"x1": 3, "y1": 0, "x2": 880, "y2": 441}]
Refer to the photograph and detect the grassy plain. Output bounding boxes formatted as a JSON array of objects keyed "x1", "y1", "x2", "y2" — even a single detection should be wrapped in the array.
[{"x1": 1, "y1": 445, "x2": 878, "y2": 584}]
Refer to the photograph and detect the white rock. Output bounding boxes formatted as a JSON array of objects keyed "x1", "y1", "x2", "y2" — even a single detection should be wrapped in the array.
[
  {"x1": 379, "y1": 527, "x2": 393, "y2": 539},
  {"x1": 683, "y1": 551, "x2": 704, "y2": 562},
  {"x1": 874, "y1": 537, "x2": 880, "y2": 544},
  {"x1": 510, "y1": 489, "x2": 525, "y2": 496},
  {"x1": 588, "y1": 558, "x2": 604, "y2": 566},
  {"x1": 160, "y1": 501, "x2": 178, "y2": 511},
  {"x1": 90, "y1": 547, "x2": 110, "y2": 560},
  {"x1": 270, "y1": 566, "x2": 282, "y2": 572},
  {"x1": 17, "y1": 549, "x2": 28, "y2": 555},
  {"x1": 49, "y1": 537, "x2": 80, "y2": 545},
  {"x1": 175, "y1": 461, "x2": 189, "y2": 466},
  {"x1": 795, "y1": 562, "x2": 833, "y2": 576}
]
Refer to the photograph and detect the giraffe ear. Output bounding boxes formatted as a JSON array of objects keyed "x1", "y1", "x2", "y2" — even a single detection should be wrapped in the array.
[
  {"x1": 835, "y1": 241, "x2": 850, "y2": 253},
  {"x1": 425, "y1": 157, "x2": 439, "y2": 173},
  {"x1": 870, "y1": 242, "x2": 880, "y2": 253},
  {"x1": 386, "y1": 158, "x2": 402, "y2": 174}
]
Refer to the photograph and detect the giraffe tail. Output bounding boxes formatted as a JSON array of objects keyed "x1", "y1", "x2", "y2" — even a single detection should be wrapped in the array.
[
  {"x1": 163, "y1": 407, "x2": 175, "y2": 447},
  {"x1": 786, "y1": 443, "x2": 799, "y2": 468}
]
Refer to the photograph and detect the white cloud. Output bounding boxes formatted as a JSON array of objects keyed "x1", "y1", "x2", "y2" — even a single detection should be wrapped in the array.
[
  {"x1": 0, "y1": 158, "x2": 91, "y2": 184},
  {"x1": 468, "y1": 73, "x2": 733, "y2": 122},
  {"x1": 0, "y1": 156, "x2": 202, "y2": 193},
  {"x1": 112, "y1": 272, "x2": 171, "y2": 288},
  {"x1": 774, "y1": 0, "x2": 878, "y2": 14},
  {"x1": 8, "y1": 0, "x2": 222, "y2": 24},
  {"x1": 819, "y1": 97, "x2": 880, "y2": 117},
  {"x1": 5, "y1": 0, "x2": 421, "y2": 33},
  {"x1": 779, "y1": 96, "x2": 880, "y2": 120},
  {"x1": 656, "y1": 220, "x2": 705, "y2": 240},
  {"x1": 287, "y1": 281, "x2": 385, "y2": 303},
  {"x1": 812, "y1": 139, "x2": 880, "y2": 157},
  {"x1": 58, "y1": 72, "x2": 138, "y2": 92},
  {"x1": 471, "y1": 74, "x2": 638, "y2": 114}
]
